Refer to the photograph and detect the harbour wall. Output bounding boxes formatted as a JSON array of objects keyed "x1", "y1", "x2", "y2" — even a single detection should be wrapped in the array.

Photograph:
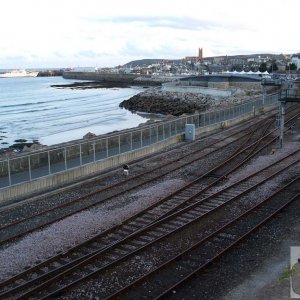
[{"x1": 63, "y1": 72, "x2": 140, "y2": 83}]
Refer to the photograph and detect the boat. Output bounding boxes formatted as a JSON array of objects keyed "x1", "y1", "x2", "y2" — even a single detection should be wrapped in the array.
[{"x1": 0, "y1": 69, "x2": 39, "y2": 78}]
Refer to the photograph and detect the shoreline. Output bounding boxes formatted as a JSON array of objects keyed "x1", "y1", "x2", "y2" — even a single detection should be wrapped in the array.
[{"x1": 0, "y1": 78, "x2": 268, "y2": 157}]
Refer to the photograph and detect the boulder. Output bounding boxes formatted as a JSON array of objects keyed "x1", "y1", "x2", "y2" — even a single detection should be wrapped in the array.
[{"x1": 83, "y1": 132, "x2": 97, "y2": 139}]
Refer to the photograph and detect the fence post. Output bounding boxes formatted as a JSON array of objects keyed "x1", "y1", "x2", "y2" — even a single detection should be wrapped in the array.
[
  {"x1": 119, "y1": 135, "x2": 121, "y2": 154},
  {"x1": 8, "y1": 158, "x2": 11, "y2": 186},
  {"x1": 48, "y1": 151, "x2": 51, "y2": 175},
  {"x1": 106, "y1": 138, "x2": 109, "y2": 158},
  {"x1": 79, "y1": 144, "x2": 82, "y2": 166},
  {"x1": 64, "y1": 148, "x2": 67, "y2": 170},
  {"x1": 28, "y1": 155, "x2": 32, "y2": 181},
  {"x1": 131, "y1": 132, "x2": 133, "y2": 151},
  {"x1": 93, "y1": 142, "x2": 96, "y2": 162}
]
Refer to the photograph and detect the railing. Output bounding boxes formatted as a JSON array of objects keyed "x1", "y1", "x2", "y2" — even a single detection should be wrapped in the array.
[
  {"x1": 0, "y1": 92, "x2": 280, "y2": 189},
  {"x1": 280, "y1": 88, "x2": 300, "y2": 101}
]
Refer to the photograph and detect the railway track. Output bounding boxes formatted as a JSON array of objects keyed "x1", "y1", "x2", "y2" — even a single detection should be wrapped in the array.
[
  {"x1": 1, "y1": 142, "x2": 299, "y2": 299},
  {"x1": 111, "y1": 176, "x2": 300, "y2": 300},
  {"x1": 0, "y1": 112, "x2": 284, "y2": 246}
]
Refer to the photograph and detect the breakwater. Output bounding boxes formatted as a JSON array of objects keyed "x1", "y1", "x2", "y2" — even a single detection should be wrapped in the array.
[{"x1": 62, "y1": 72, "x2": 161, "y2": 86}]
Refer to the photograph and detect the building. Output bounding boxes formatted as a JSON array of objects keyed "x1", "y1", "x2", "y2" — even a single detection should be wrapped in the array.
[{"x1": 185, "y1": 48, "x2": 203, "y2": 62}]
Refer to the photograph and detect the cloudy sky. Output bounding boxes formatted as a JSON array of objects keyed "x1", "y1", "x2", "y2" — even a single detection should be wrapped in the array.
[{"x1": 1, "y1": 0, "x2": 299, "y2": 69}]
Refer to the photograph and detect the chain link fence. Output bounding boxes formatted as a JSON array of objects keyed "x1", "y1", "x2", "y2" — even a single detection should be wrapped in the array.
[{"x1": 0, "y1": 92, "x2": 279, "y2": 188}]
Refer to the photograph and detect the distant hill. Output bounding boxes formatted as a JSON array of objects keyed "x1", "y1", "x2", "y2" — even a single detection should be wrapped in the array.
[
  {"x1": 123, "y1": 53, "x2": 290, "y2": 67},
  {"x1": 204, "y1": 53, "x2": 286, "y2": 60}
]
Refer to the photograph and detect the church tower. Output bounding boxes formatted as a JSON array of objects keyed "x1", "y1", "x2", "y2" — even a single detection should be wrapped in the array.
[{"x1": 198, "y1": 48, "x2": 203, "y2": 60}]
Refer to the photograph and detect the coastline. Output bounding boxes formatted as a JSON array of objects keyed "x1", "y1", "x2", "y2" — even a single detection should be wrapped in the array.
[
  {"x1": 0, "y1": 77, "x2": 148, "y2": 156},
  {"x1": 0, "y1": 76, "x2": 269, "y2": 157}
]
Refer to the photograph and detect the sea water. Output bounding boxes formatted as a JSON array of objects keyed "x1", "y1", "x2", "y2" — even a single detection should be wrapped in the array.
[{"x1": 0, "y1": 76, "x2": 148, "y2": 148}]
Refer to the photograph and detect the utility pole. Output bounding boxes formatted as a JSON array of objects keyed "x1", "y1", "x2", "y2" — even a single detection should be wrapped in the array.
[{"x1": 279, "y1": 99, "x2": 285, "y2": 148}]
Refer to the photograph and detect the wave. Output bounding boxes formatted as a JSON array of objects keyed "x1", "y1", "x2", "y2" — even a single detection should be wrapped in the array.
[{"x1": 0, "y1": 77, "x2": 145, "y2": 147}]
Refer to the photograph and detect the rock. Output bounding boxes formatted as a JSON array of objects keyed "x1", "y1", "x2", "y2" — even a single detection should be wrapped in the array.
[
  {"x1": 119, "y1": 91, "x2": 209, "y2": 116},
  {"x1": 83, "y1": 132, "x2": 97, "y2": 139},
  {"x1": 22, "y1": 143, "x2": 47, "y2": 152}
]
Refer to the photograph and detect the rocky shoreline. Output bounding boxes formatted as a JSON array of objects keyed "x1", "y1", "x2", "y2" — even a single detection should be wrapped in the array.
[
  {"x1": 51, "y1": 80, "x2": 161, "y2": 90},
  {"x1": 51, "y1": 81, "x2": 133, "y2": 89}
]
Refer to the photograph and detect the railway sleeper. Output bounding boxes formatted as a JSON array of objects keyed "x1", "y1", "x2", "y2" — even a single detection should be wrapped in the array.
[
  {"x1": 119, "y1": 243, "x2": 137, "y2": 251},
  {"x1": 147, "y1": 230, "x2": 164, "y2": 238},
  {"x1": 222, "y1": 191, "x2": 241, "y2": 197},
  {"x1": 174, "y1": 194, "x2": 192, "y2": 201},
  {"x1": 103, "y1": 253, "x2": 121, "y2": 261},
  {"x1": 51, "y1": 261, "x2": 64, "y2": 268},
  {"x1": 160, "y1": 223, "x2": 178, "y2": 231},
  {"x1": 202, "y1": 201, "x2": 219, "y2": 208},
  {"x1": 203, "y1": 173, "x2": 223, "y2": 179},
  {"x1": 195, "y1": 208, "x2": 210, "y2": 214},
  {"x1": 180, "y1": 257, "x2": 202, "y2": 270},
  {"x1": 126, "y1": 220, "x2": 147, "y2": 228},
  {"x1": 152, "y1": 227, "x2": 169, "y2": 234},
  {"x1": 168, "y1": 219, "x2": 187, "y2": 227},
  {"x1": 112, "y1": 248, "x2": 129, "y2": 256},
  {"x1": 218, "y1": 232, "x2": 237, "y2": 240},
  {"x1": 56, "y1": 257, "x2": 72, "y2": 265},
  {"x1": 129, "y1": 239, "x2": 148, "y2": 246},
  {"x1": 121, "y1": 224, "x2": 139, "y2": 231},
  {"x1": 137, "y1": 235, "x2": 154, "y2": 242},
  {"x1": 138, "y1": 215, "x2": 156, "y2": 223},
  {"x1": 168, "y1": 215, "x2": 191, "y2": 226},
  {"x1": 198, "y1": 204, "x2": 215, "y2": 210},
  {"x1": 208, "y1": 199, "x2": 225, "y2": 205},
  {"x1": 172, "y1": 216, "x2": 193, "y2": 225},
  {"x1": 212, "y1": 196, "x2": 231, "y2": 203}
]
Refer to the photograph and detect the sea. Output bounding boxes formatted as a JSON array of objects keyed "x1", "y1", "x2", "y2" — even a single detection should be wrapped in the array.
[{"x1": 0, "y1": 76, "x2": 149, "y2": 149}]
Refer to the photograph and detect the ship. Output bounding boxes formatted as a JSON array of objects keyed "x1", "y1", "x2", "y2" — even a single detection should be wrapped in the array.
[{"x1": 0, "y1": 69, "x2": 39, "y2": 78}]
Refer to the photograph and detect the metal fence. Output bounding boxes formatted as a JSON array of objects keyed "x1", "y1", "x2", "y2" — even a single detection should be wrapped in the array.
[{"x1": 0, "y1": 92, "x2": 280, "y2": 189}]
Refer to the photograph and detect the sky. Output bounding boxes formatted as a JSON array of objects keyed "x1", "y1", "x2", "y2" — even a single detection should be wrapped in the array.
[{"x1": 1, "y1": 0, "x2": 299, "y2": 69}]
